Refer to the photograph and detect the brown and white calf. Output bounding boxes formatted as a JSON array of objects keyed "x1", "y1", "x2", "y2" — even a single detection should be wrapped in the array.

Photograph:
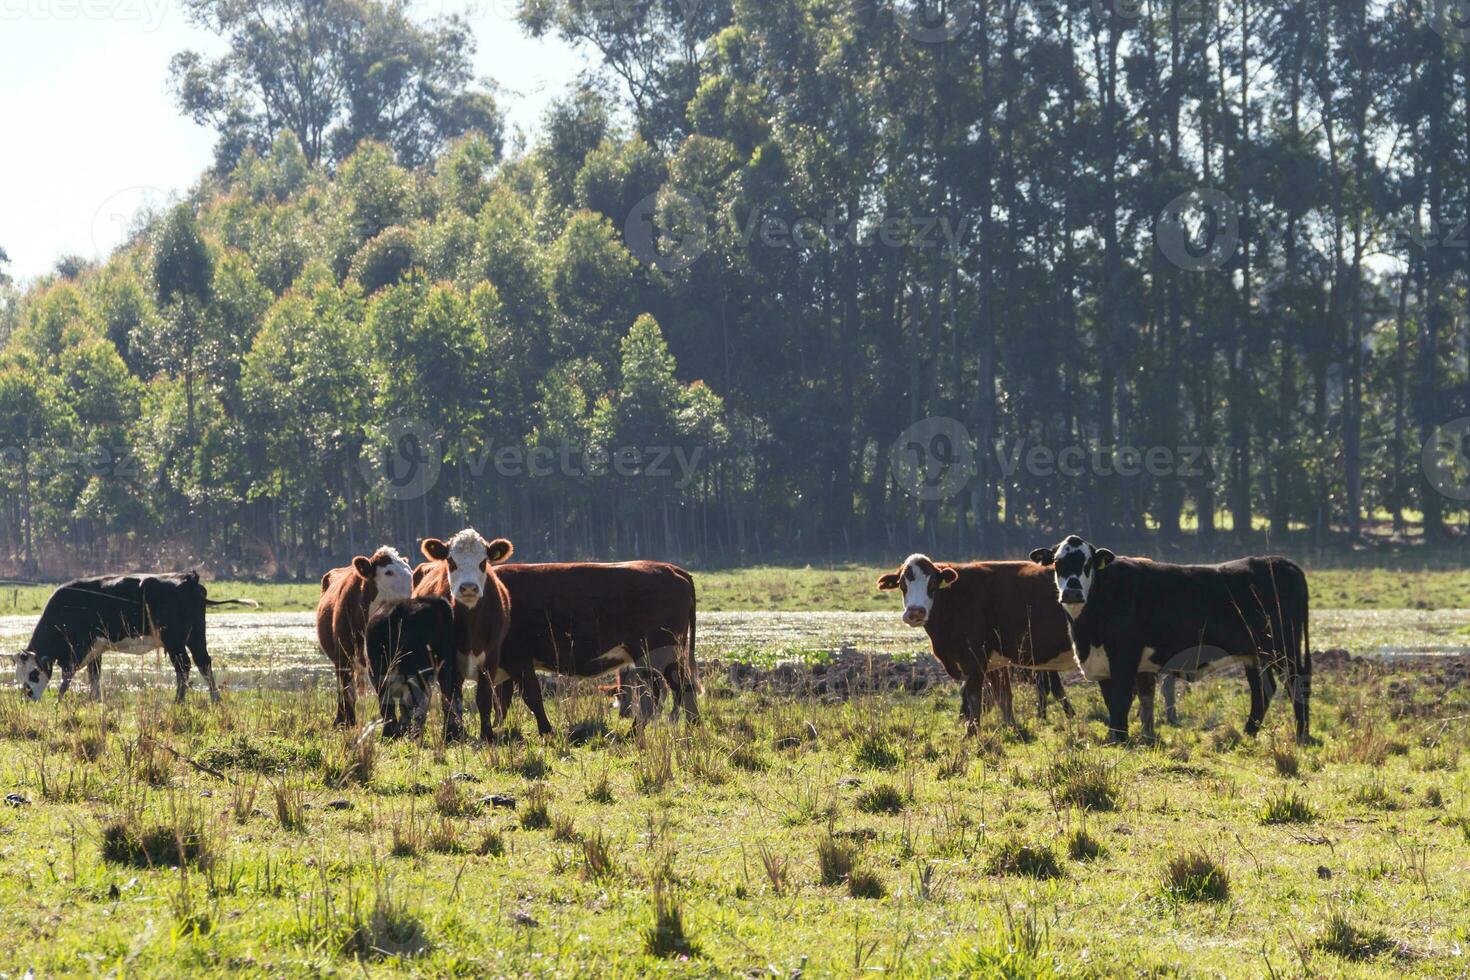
[
  {"x1": 410, "y1": 528, "x2": 514, "y2": 742},
  {"x1": 316, "y1": 547, "x2": 414, "y2": 726},
  {"x1": 877, "y1": 554, "x2": 1125, "y2": 730}
]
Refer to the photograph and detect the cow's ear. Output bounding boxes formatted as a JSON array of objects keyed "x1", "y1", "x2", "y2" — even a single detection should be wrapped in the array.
[
  {"x1": 937, "y1": 565, "x2": 959, "y2": 588},
  {"x1": 876, "y1": 572, "x2": 902, "y2": 591},
  {"x1": 1093, "y1": 549, "x2": 1116, "y2": 570},
  {"x1": 352, "y1": 556, "x2": 375, "y2": 578},
  {"x1": 422, "y1": 538, "x2": 448, "y2": 561},
  {"x1": 1029, "y1": 548, "x2": 1055, "y2": 566},
  {"x1": 485, "y1": 538, "x2": 513, "y2": 564}
]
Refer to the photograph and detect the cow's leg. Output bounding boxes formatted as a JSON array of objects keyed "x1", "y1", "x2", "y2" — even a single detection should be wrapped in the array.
[
  {"x1": 1051, "y1": 673, "x2": 1075, "y2": 719},
  {"x1": 437, "y1": 664, "x2": 467, "y2": 743},
  {"x1": 333, "y1": 654, "x2": 357, "y2": 728},
  {"x1": 959, "y1": 673, "x2": 984, "y2": 731},
  {"x1": 1033, "y1": 671, "x2": 1049, "y2": 721},
  {"x1": 88, "y1": 656, "x2": 103, "y2": 700},
  {"x1": 514, "y1": 664, "x2": 555, "y2": 737},
  {"x1": 1135, "y1": 673, "x2": 1158, "y2": 743},
  {"x1": 650, "y1": 644, "x2": 699, "y2": 724},
  {"x1": 1162, "y1": 673, "x2": 1179, "y2": 725},
  {"x1": 1291, "y1": 650, "x2": 1311, "y2": 744},
  {"x1": 1244, "y1": 665, "x2": 1268, "y2": 736},
  {"x1": 165, "y1": 641, "x2": 191, "y2": 703},
  {"x1": 986, "y1": 668, "x2": 1015, "y2": 727},
  {"x1": 493, "y1": 679, "x2": 514, "y2": 728},
  {"x1": 1100, "y1": 677, "x2": 1134, "y2": 743},
  {"x1": 475, "y1": 666, "x2": 499, "y2": 743},
  {"x1": 187, "y1": 633, "x2": 221, "y2": 704}
]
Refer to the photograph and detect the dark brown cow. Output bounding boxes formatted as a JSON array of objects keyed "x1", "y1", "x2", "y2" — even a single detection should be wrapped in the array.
[
  {"x1": 410, "y1": 528, "x2": 514, "y2": 742},
  {"x1": 316, "y1": 546, "x2": 414, "y2": 726},
  {"x1": 877, "y1": 553, "x2": 1151, "y2": 730}
]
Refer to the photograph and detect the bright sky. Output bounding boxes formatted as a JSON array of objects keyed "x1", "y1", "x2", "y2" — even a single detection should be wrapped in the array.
[{"x1": 0, "y1": 0, "x2": 590, "y2": 285}]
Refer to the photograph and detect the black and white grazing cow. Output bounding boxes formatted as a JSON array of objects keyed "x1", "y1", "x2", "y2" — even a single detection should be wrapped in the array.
[
  {"x1": 14, "y1": 572, "x2": 257, "y2": 702},
  {"x1": 365, "y1": 596, "x2": 462, "y2": 739},
  {"x1": 1029, "y1": 535, "x2": 1311, "y2": 744}
]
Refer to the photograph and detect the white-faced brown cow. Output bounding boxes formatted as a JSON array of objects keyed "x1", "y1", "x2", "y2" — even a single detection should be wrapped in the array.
[
  {"x1": 1029, "y1": 535, "x2": 1311, "y2": 744},
  {"x1": 316, "y1": 547, "x2": 414, "y2": 726},
  {"x1": 410, "y1": 528, "x2": 514, "y2": 742},
  {"x1": 878, "y1": 554, "x2": 1108, "y2": 729}
]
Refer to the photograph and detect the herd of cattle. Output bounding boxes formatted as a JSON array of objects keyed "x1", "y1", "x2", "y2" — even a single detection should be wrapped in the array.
[{"x1": 10, "y1": 531, "x2": 1313, "y2": 745}]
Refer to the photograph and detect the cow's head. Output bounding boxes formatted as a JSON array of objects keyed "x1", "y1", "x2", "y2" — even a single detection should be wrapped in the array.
[
  {"x1": 353, "y1": 546, "x2": 413, "y2": 609},
  {"x1": 1029, "y1": 535, "x2": 1114, "y2": 618},
  {"x1": 877, "y1": 553, "x2": 959, "y2": 627},
  {"x1": 14, "y1": 651, "x2": 51, "y2": 701},
  {"x1": 420, "y1": 529, "x2": 513, "y2": 609}
]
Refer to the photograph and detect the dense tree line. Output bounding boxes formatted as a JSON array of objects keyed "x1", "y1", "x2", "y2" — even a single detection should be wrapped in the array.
[{"x1": 2, "y1": 0, "x2": 1469, "y2": 577}]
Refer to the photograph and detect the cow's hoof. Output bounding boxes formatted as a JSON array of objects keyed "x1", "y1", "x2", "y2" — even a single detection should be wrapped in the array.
[
  {"x1": 1295, "y1": 733, "x2": 1319, "y2": 747},
  {"x1": 1105, "y1": 731, "x2": 1128, "y2": 745},
  {"x1": 1165, "y1": 711, "x2": 1180, "y2": 726}
]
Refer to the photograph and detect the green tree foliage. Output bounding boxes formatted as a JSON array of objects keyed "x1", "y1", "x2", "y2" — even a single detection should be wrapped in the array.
[
  {"x1": 170, "y1": 0, "x2": 503, "y2": 170},
  {"x1": 3, "y1": 0, "x2": 1469, "y2": 574}
]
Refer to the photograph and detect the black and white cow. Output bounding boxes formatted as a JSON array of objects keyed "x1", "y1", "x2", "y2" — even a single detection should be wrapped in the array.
[
  {"x1": 1029, "y1": 535, "x2": 1311, "y2": 744},
  {"x1": 14, "y1": 572, "x2": 257, "y2": 702},
  {"x1": 365, "y1": 596, "x2": 462, "y2": 740}
]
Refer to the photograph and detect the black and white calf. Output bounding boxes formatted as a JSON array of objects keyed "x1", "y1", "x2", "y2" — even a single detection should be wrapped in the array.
[
  {"x1": 14, "y1": 572, "x2": 257, "y2": 702},
  {"x1": 365, "y1": 597, "x2": 463, "y2": 739},
  {"x1": 1029, "y1": 536, "x2": 1311, "y2": 744}
]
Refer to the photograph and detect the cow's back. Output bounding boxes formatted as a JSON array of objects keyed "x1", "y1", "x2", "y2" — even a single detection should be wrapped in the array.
[
  {"x1": 495, "y1": 562, "x2": 695, "y2": 673},
  {"x1": 317, "y1": 567, "x2": 370, "y2": 667},
  {"x1": 1093, "y1": 557, "x2": 1302, "y2": 654},
  {"x1": 926, "y1": 561, "x2": 1072, "y2": 670}
]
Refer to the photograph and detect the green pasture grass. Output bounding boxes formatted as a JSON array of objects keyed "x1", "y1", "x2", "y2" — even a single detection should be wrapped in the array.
[{"x1": 0, "y1": 660, "x2": 1466, "y2": 975}]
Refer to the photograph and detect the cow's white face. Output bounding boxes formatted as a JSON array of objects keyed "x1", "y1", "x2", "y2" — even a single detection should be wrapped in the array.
[
  {"x1": 1029, "y1": 535, "x2": 1114, "y2": 618},
  {"x1": 14, "y1": 652, "x2": 49, "y2": 701},
  {"x1": 354, "y1": 547, "x2": 413, "y2": 610},
  {"x1": 421, "y1": 529, "x2": 513, "y2": 609},
  {"x1": 877, "y1": 553, "x2": 958, "y2": 627}
]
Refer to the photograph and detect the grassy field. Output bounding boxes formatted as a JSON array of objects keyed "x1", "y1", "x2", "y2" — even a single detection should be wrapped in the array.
[
  {"x1": 2, "y1": 563, "x2": 1468, "y2": 616},
  {"x1": 0, "y1": 661, "x2": 1466, "y2": 976}
]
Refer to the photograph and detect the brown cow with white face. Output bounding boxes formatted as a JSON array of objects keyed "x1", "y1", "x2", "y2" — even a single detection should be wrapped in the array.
[
  {"x1": 412, "y1": 528, "x2": 514, "y2": 742},
  {"x1": 316, "y1": 546, "x2": 414, "y2": 727},
  {"x1": 878, "y1": 553, "x2": 1082, "y2": 729}
]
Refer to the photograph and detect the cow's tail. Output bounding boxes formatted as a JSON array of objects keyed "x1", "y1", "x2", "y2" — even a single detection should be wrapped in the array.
[
  {"x1": 205, "y1": 597, "x2": 260, "y2": 609},
  {"x1": 684, "y1": 574, "x2": 703, "y2": 696},
  {"x1": 1297, "y1": 570, "x2": 1311, "y2": 712}
]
